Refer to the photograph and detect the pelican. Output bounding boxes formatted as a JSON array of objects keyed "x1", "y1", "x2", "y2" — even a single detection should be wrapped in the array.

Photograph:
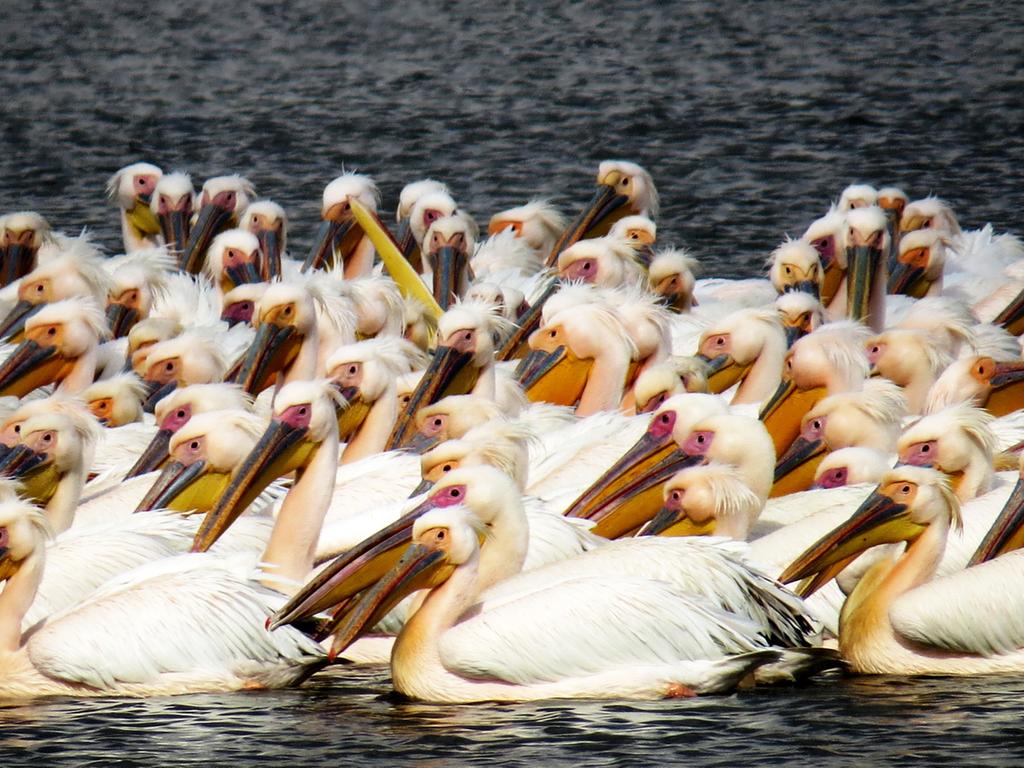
[
  {"x1": 102, "y1": 246, "x2": 175, "y2": 338},
  {"x1": 813, "y1": 446, "x2": 891, "y2": 489},
  {"x1": 304, "y1": 173, "x2": 380, "y2": 277},
  {"x1": 240, "y1": 201, "x2": 287, "y2": 280},
  {"x1": 221, "y1": 282, "x2": 266, "y2": 328},
  {"x1": 546, "y1": 160, "x2": 658, "y2": 267},
  {"x1": 149, "y1": 172, "x2": 195, "y2": 254},
  {"x1": 82, "y1": 373, "x2": 147, "y2": 427},
  {"x1": 834, "y1": 206, "x2": 888, "y2": 331},
  {"x1": 887, "y1": 229, "x2": 949, "y2": 298},
  {"x1": 137, "y1": 330, "x2": 228, "y2": 410},
  {"x1": 775, "y1": 291, "x2": 825, "y2": 347},
  {"x1": 867, "y1": 328, "x2": 952, "y2": 414},
  {"x1": 838, "y1": 183, "x2": 877, "y2": 211},
  {"x1": 203, "y1": 229, "x2": 265, "y2": 296},
  {"x1": 401, "y1": 394, "x2": 508, "y2": 453},
  {"x1": 0, "y1": 297, "x2": 108, "y2": 397},
  {"x1": 106, "y1": 162, "x2": 163, "y2": 253},
  {"x1": 648, "y1": 247, "x2": 699, "y2": 313},
  {"x1": 781, "y1": 465, "x2": 1024, "y2": 676},
  {"x1": 924, "y1": 330, "x2": 1024, "y2": 418},
  {"x1": 336, "y1": 275, "x2": 406, "y2": 341},
  {"x1": 181, "y1": 175, "x2": 255, "y2": 274},
  {"x1": 556, "y1": 237, "x2": 645, "y2": 287},
  {"x1": 488, "y1": 200, "x2": 567, "y2": 259},
  {"x1": 0, "y1": 211, "x2": 52, "y2": 287},
  {"x1": 633, "y1": 355, "x2": 710, "y2": 414},
  {"x1": 395, "y1": 180, "x2": 450, "y2": 269},
  {"x1": 641, "y1": 463, "x2": 761, "y2": 539},
  {"x1": 422, "y1": 214, "x2": 476, "y2": 310},
  {"x1": 801, "y1": 207, "x2": 846, "y2": 307},
  {"x1": 694, "y1": 307, "x2": 786, "y2": 405},
  {"x1": 768, "y1": 239, "x2": 823, "y2": 297}
]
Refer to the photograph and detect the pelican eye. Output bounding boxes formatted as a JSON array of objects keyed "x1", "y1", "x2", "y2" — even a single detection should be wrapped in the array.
[
  {"x1": 35, "y1": 284, "x2": 44, "y2": 293},
  {"x1": 13, "y1": 425, "x2": 19, "y2": 434},
  {"x1": 436, "y1": 529, "x2": 446, "y2": 540},
  {"x1": 442, "y1": 464, "x2": 452, "y2": 473},
  {"x1": 42, "y1": 433, "x2": 52, "y2": 443},
  {"x1": 0, "y1": 527, "x2": 7, "y2": 547},
  {"x1": 176, "y1": 410, "x2": 186, "y2": 419},
  {"x1": 433, "y1": 418, "x2": 442, "y2": 427},
  {"x1": 901, "y1": 485, "x2": 911, "y2": 494},
  {"x1": 190, "y1": 441, "x2": 200, "y2": 451},
  {"x1": 920, "y1": 444, "x2": 930, "y2": 453},
  {"x1": 47, "y1": 327, "x2": 56, "y2": 336},
  {"x1": 449, "y1": 488, "x2": 461, "y2": 498},
  {"x1": 298, "y1": 407, "x2": 308, "y2": 416},
  {"x1": 165, "y1": 362, "x2": 174, "y2": 371},
  {"x1": 671, "y1": 490, "x2": 682, "y2": 502}
]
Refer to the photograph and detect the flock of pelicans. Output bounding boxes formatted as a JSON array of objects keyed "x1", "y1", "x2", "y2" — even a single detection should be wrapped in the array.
[{"x1": 0, "y1": 160, "x2": 1023, "y2": 702}]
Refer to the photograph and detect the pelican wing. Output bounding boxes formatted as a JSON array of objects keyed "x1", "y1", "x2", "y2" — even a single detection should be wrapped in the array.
[
  {"x1": 891, "y1": 550, "x2": 1024, "y2": 657},
  {"x1": 442, "y1": 574, "x2": 762, "y2": 686},
  {"x1": 28, "y1": 554, "x2": 325, "y2": 690}
]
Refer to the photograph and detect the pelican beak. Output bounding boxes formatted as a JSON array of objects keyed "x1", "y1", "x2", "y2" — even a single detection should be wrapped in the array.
[
  {"x1": 969, "y1": 474, "x2": 1024, "y2": 564},
  {"x1": 229, "y1": 322, "x2": 301, "y2": 396},
  {"x1": 134, "y1": 459, "x2": 231, "y2": 514},
  {"x1": 386, "y1": 346, "x2": 477, "y2": 450},
  {"x1": 986, "y1": 360, "x2": 1024, "y2": 417},
  {"x1": 408, "y1": 477, "x2": 434, "y2": 497},
  {"x1": 142, "y1": 380, "x2": 178, "y2": 413},
  {"x1": 545, "y1": 184, "x2": 630, "y2": 267},
  {"x1": 0, "y1": 445, "x2": 59, "y2": 505},
  {"x1": 0, "y1": 243, "x2": 36, "y2": 287},
  {"x1": 254, "y1": 225, "x2": 283, "y2": 280},
  {"x1": 993, "y1": 288, "x2": 1024, "y2": 337},
  {"x1": 268, "y1": 494, "x2": 439, "y2": 630},
  {"x1": 301, "y1": 217, "x2": 359, "y2": 273},
  {"x1": 563, "y1": 420, "x2": 702, "y2": 538},
  {"x1": 495, "y1": 279, "x2": 559, "y2": 362},
  {"x1": 695, "y1": 353, "x2": 750, "y2": 395},
  {"x1": 900, "y1": 215, "x2": 929, "y2": 235},
  {"x1": 845, "y1": 243, "x2": 882, "y2": 324},
  {"x1": 886, "y1": 258, "x2": 929, "y2": 298},
  {"x1": 124, "y1": 428, "x2": 173, "y2": 478},
  {"x1": 333, "y1": 386, "x2": 371, "y2": 442},
  {"x1": 783, "y1": 323, "x2": 805, "y2": 348},
  {"x1": 327, "y1": 539, "x2": 454, "y2": 659},
  {"x1": 515, "y1": 345, "x2": 592, "y2": 407},
  {"x1": 125, "y1": 201, "x2": 161, "y2": 239},
  {"x1": 639, "y1": 506, "x2": 716, "y2": 537},
  {"x1": 394, "y1": 217, "x2": 422, "y2": 272},
  {"x1": 157, "y1": 209, "x2": 191, "y2": 254},
  {"x1": 224, "y1": 261, "x2": 264, "y2": 289},
  {"x1": 0, "y1": 300, "x2": 42, "y2": 342},
  {"x1": 770, "y1": 435, "x2": 826, "y2": 498},
  {"x1": 191, "y1": 418, "x2": 318, "y2": 552},
  {"x1": 105, "y1": 303, "x2": 140, "y2": 339},
  {"x1": 0, "y1": 443, "x2": 49, "y2": 479},
  {"x1": 759, "y1": 378, "x2": 827, "y2": 458},
  {"x1": 0, "y1": 338, "x2": 68, "y2": 398},
  {"x1": 779, "y1": 489, "x2": 922, "y2": 594},
  {"x1": 429, "y1": 245, "x2": 468, "y2": 311},
  {"x1": 181, "y1": 203, "x2": 233, "y2": 273}
]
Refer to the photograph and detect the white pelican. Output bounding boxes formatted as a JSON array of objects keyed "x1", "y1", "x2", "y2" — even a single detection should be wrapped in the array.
[
  {"x1": 867, "y1": 328, "x2": 952, "y2": 414},
  {"x1": 641, "y1": 463, "x2": 761, "y2": 539},
  {"x1": 781, "y1": 465, "x2": 1024, "y2": 676},
  {"x1": 203, "y1": 229, "x2": 265, "y2": 296},
  {"x1": 838, "y1": 183, "x2": 877, "y2": 211},
  {"x1": 149, "y1": 172, "x2": 195, "y2": 254},
  {"x1": 304, "y1": 173, "x2": 380, "y2": 277},
  {"x1": 106, "y1": 162, "x2": 163, "y2": 253},
  {"x1": 813, "y1": 446, "x2": 891, "y2": 489},
  {"x1": 834, "y1": 206, "x2": 888, "y2": 331},
  {"x1": 137, "y1": 330, "x2": 228, "y2": 410},
  {"x1": 556, "y1": 237, "x2": 644, "y2": 287},
  {"x1": 694, "y1": 307, "x2": 786, "y2": 405},
  {"x1": 488, "y1": 200, "x2": 567, "y2": 259},
  {"x1": 648, "y1": 247, "x2": 699, "y2": 313},
  {"x1": 800, "y1": 206, "x2": 846, "y2": 307},
  {"x1": 632, "y1": 355, "x2": 710, "y2": 414},
  {"x1": 0, "y1": 297, "x2": 108, "y2": 397},
  {"x1": 334, "y1": 275, "x2": 406, "y2": 341},
  {"x1": 101, "y1": 247, "x2": 175, "y2": 338},
  {"x1": 395, "y1": 179, "x2": 450, "y2": 270},
  {"x1": 768, "y1": 239, "x2": 823, "y2": 297},
  {"x1": 240, "y1": 200, "x2": 287, "y2": 280},
  {"x1": 774, "y1": 290, "x2": 825, "y2": 348},
  {"x1": 82, "y1": 373, "x2": 147, "y2": 427},
  {"x1": 0, "y1": 211, "x2": 53, "y2": 287},
  {"x1": 181, "y1": 175, "x2": 255, "y2": 274},
  {"x1": 422, "y1": 214, "x2": 476, "y2": 310}
]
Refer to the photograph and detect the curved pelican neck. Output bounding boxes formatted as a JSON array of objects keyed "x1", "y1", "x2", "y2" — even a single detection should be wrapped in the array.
[
  {"x1": 0, "y1": 551, "x2": 44, "y2": 653},
  {"x1": 734, "y1": 332, "x2": 786, "y2": 405},
  {"x1": 578, "y1": 349, "x2": 631, "y2": 417},
  {"x1": 470, "y1": 361, "x2": 497, "y2": 402},
  {"x1": 58, "y1": 348, "x2": 99, "y2": 395},
  {"x1": 344, "y1": 237, "x2": 376, "y2": 280},
  {"x1": 47, "y1": 465, "x2": 88, "y2": 535}
]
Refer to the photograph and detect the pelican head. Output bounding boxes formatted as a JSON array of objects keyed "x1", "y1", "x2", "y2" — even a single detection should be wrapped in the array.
[
  {"x1": 304, "y1": 173, "x2": 381, "y2": 273},
  {"x1": 134, "y1": 409, "x2": 264, "y2": 514},
  {"x1": 773, "y1": 382, "x2": 905, "y2": 497},
  {"x1": 633, "y1": 355, "x2": 710, "y2": 414},
  {"x1": 82, "y1": 372, "x2": 148, "y2": 426},
  {"x1": 192, "y1": 379, "x2": 344, "y2": 551},
  {"x1": 181, "y1": 175, "x2": 255, "y2": 273},
  {"x1": 0, "y1": 499, "x2": 50, "y2": 584},
  {"x1": 608, "y1": 215, "x2": 657, "y2": 266},
  {"x1": 925, "y1": 344, "x2": 1024, "y2": 418},
  {"x1": 867, "y1": 328, "x2": 951, "y2": 414},
  {"x1": 488, "y1": 200, "x2": 568, "y2": 256},
  {"x1": 0, "y1": 298, "x2": 107, "y2": 397},
  {"x1": 843, "y1": 206, "x2": 888, "y2": 326},
  {"x1": 423, "y1": 214, "x2": 476, "y2": 310},
  {"x1": 838, "y1": 183, "x2": 877, "y2": 211},
  {"x1": 0, "y1": 236, "x2": 110, "y2": 341},
  {"x1": 760, "y1": 321, "x2": 871, "y2": 455},
  {"x1": 125, "y1": 316, "x2": 182, "y2": 374},
  {"x1": 900, "y1": 197, "x2": 961, "y2": 237},
  {"x1": 695, "y1": 307, "x2": 786, "y2": 403},
  {"x1": 404, "y1": 394, "x2": 506, "y2": 454},
  {"x1": 240, "y1": 200, "x2": 287, "y2": 280},
  {"x1": 149, "y1": 172, "x2": 195, "y2": 253},
  {"x1": 648, "y1": 247, "x2": 698, "y2": 313},
  {"x1": 466, "y1": 281, "x2": 527, "y2": 324},
  {"x1": 894, "y1": 296, "x2": 976, "y2": 359},
  {"x1": 398, "y1": 179, "x2": 449, "y2": 222},
  {"x1": 678, "y1": 412, "x2": 775, "y2": 503},
  {"x1": 409, "y1": 190, "x2": 459, "y2": 248},
  {"x1": 887, "y1": 229, "x2": 949, "y2": 298},
  {"x1": 416, "y1": 420, "x2": 533, "y2": 496},
  {"x1": 556, "y1": 237, "x2": 644, "y2": 287},
  {"x1": 775, "y1": 290, "x2": 825, "y2": 347},
  {"x1": 403, "y1": 296, "x2": 437, "y2": 352},
  {"x1": 220, "y1": 282, "x2": 267, "y2": 328},
  {"x1": 780, "y1": 466, "x2": 959, "y2": 595},
  {"x1": 562, "y1": 392, "x2": 727, "y2": 537},
  {"x1": 204, "y1": 229, "x2": 264, "y2": 293},
  {"x1": 103, "y1": 247, "x2": 174, "y2": 338},
  {"x1": 0, "y1": 211, "x2": 52, "y2": 287},
  {"x1": 545, "y1": 160, "x2": 657, "y2": 268},
  {"x1": 769, "y1": 239, "x2": 823, "y2": 296},
  {"x1": 876, "y1": 187, "x2": 909, "y2": 219},
  {"x1": 138, "y1": 331, "x2": 227, "y2": 411},
  {"x1": 336, "y1": 275, "x2": 406, "y2": 340},
  {"x1": 125, "y1": 382, "x2": 253, "y2": 478},
  {"x1": 813, "y1": 446, "x2": 891, "y2": 489},
  {"x1": 107, "y1": 162, "x2": 163, "y2": 250},
  {"x1": 641, "y1": 463, "x2": 761, "y2": 539},
  {"x1": 517, "y1": 294, "x2": 636, "y2": 414},
  {"x1": 896, "y1": 403, "x2": 995, "y2": 501},
  {"x1": 388, "y1": 301, "x2": 509, "y2": 449},
  {"x1": 801, "y1": 206, "x2": 847, "y2": 305}
]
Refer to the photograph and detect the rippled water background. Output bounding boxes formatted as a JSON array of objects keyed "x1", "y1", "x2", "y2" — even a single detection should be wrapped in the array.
[{"x1": 2, "y1": 0, "x2": 1024, "y2": 764}]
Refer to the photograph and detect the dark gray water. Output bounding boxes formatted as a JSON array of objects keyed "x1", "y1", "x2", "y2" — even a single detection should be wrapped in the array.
[{"x1": 2, "y1": 1, "x2": 1024, "y2": 764}]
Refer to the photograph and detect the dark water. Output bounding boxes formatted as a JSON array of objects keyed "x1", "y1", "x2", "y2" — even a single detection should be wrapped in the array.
[{"x1": 2, "y1": 1, "x2": 1024, "y2": 764}]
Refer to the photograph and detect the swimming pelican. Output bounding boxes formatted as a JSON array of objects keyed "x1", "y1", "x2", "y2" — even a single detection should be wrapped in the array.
[
  {"x1": 149, "y1": 172, "x2": 195, "y2": 254},
  {"x1": 648, "y1": 247, "x2": 699, "y2": 313},
  {"x1": 641, "y1": 463, "x2": 761, "y2": 539},
  {"x1": 801, "y1": 207, "x2": 846, "y2": 307},
  {"x1": 137, "y1": 330, "x2": 228, "y2": 410},
  {"x1": 781, "y1": 465, "x2": 1024, "y2": 676},
  {"x1": 694, "y1": 307, "x2": 786, "y2": 404},
  {"x1": 838, "y1": 183, "x2": 877, "y2": 211},
  {"x1": 0, "y1": 211, "x2": 52, "y2": 287},
  {"x1": 774, "y1": 291, "x2": 825, "y2": 347},
  {"x1": 835, "y1": 206, "x2": 888, "y2": 331},
  {"x1": 304, "y1": 173, "x2": 380, "y2": 277},
  {"x1": 203, "y1": 229, "x2": 265, "y2": 296},
  {"x1": 422, "y1": 214, "x2": 476, "y2": 310},
  {"x1": 867, "y1": 328, "x2": 952, "y2": 414},
  {"x1": 106, "y1": 162, "x2": 163, "y2": 253},
  {"x1": 240, "y1": 201, "x2": 287, "y2": 280},
  {"x1": 556, "y1": 237, "x2": 645, "y2": 287},
  {"x1": 768, "y1": 239, "x2": 823, "y2": 297},
  {"x1": 813, "y1": 446, "x2": 891, "y2": 489},
  {"x1": 101, "y1": 247, "x2": 175, "y2": 339},
  {"x1": 181, "y1": 175, "x2": 255, "y2": 274}
]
